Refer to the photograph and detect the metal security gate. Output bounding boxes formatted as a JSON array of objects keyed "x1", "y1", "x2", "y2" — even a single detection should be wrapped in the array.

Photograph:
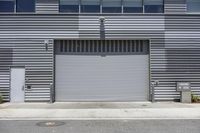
[{"x1": 55, "y1": 40, "x2": 149, "y2": 101}]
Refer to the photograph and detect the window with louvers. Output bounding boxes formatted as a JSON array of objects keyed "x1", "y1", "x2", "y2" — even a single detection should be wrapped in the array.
[{"x1": 55, "y1": 40, "x2": 149, "y2": 55}]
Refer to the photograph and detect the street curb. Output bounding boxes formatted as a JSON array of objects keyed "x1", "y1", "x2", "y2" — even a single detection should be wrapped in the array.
[
  {"x1": 1, "y1": 117, "x2": 200, "y2": 120},
  {"x1": 0, "y1": 108, "x2": 200, "y2": 120}
]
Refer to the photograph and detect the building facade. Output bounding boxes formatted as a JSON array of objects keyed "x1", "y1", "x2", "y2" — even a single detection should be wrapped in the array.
[{"x1": 0, "y1": 0, "x2": 200, "y2": 102}]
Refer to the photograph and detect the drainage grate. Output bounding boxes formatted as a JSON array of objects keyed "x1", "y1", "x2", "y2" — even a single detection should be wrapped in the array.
[{"x1": 36, "y1": 121, "x2": 65, "y2": 127}]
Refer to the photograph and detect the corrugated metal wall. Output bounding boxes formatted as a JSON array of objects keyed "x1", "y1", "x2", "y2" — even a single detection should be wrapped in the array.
[
  {"x1": 161, "y1": 15, "x2": 200, "y2": 101},
  {"x1": 0, "y1": 47, "x2": 12, "y2": 101},
  {"x1": 0, "y1": 14, "x2": 79, "y2": 102},
  {"x1": 36, "y1": 0, "x2": 59, "y2": 14},
  {"x1": 0, "y1": 0, "x2": 200, "y2": 102},
  {"x1": 0, "y1": 39, "x2": 54, "y2": 102},
  {"x1": 165, "y1": 0, "x2": 186, "y2": 14}
]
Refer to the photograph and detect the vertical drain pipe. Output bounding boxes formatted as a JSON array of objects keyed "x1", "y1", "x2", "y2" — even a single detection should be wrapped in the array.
[
  {"x1": 99, "y1": 17, "x2": 105, "y2": 40},
  {"x1": 151, "y1": 83, "x2": 155, "y2": 102}
]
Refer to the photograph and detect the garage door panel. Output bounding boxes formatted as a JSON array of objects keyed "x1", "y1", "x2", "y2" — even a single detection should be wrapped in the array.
[{"x1": 55, "y1": 40, "x2": 149, "y2": 101}]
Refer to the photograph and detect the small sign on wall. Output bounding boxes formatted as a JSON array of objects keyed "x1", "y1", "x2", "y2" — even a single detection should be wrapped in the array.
[{"x1": 177, "y1": 82, "x2": 191, "y2": 92}]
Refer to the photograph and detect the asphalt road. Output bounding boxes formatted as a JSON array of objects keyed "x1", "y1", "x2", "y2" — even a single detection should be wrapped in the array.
[{"x1": 0, "y1": 119, "x2": 199, "y2": 133}]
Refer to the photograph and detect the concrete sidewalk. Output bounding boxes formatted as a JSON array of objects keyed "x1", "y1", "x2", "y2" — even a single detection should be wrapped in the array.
[{"x1": 0, "y1": 102, "x2": 200, "y2": 120}]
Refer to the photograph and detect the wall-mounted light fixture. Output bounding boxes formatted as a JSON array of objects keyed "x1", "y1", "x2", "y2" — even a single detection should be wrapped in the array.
[
  {"x1": 44, "y1": 40, "x2": 49, "y2": 51},
  {"x1": 99, "y1": 16, "x2": 105, "y2": 23}
]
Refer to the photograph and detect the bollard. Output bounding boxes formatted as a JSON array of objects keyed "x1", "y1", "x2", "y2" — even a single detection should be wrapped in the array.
[
  {"x1": 50, "y1": 83, "x2": 54, "y2": 103},
  {"x1": 151, "y1": 80, "x2": 159, "y2": 102}
]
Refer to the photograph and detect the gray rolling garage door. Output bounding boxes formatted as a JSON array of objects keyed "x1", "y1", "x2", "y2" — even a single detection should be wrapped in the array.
[{"x1": 55, "y1": 40, "x2": 149, "y2": 101}]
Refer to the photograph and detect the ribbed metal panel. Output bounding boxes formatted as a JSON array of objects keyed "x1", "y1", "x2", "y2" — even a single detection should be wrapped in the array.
[
  {"x1": 36, "y1": 0, "x2": 59, "y2": 14},
  {"x1": 0, "y1": 14, "x2": 164, "y2": 102},
  {"x1": 0, "y1": 14, "x2": 78, "y2": 102},
  {"x1": 0, "y1": 39, "x2": 53, "y2": 102},
  {"x1": 79, "y1": 15, "x2": 165, "y2": 39},
  {"x1": 54, "y1": 40, "x2": 149, "y2": 101},
  {"x1": 165, "y1": 0, "x2": 186, "y2": 4},
  {"x1": 0, "y1": 67, "x2": 10, "y2": 101},
  {"x1": 158, "y1": 14, "x2": 200, "y2": 101},
  {"x1": 164, "y1": 0, "x2": 186, "y2": 14},
  {"x1": 0, "y1": 13, "x2": 199, "y2": 102},
  {"x1": 0, "y1": 45, "x2": 12, "y2": 101},
  {"x1": 164, "y1": 4, "x2": 186, "y2": 14},
  {"x1": 0, "y1": 15, "x2": 79, "y2": 39},
  {"x1": 55, "y1": 40, "x2": 149, "y2": 55}
]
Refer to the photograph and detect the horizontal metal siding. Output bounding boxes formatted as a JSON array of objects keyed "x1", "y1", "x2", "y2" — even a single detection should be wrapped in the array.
[
  {"x1": 1, "y1": 14, "x2": 200, "y2": 102},
  {"x1": 164, "y1": 0, "x2": 186, "y2": 14},
  {"x1": 78, "y1": 15, "x2": 166, "y2": 101},
  {"x1": 165, "y1": 0, "x2": 186, "y2": 4},
  {"x1": 0, "y1": 67, "x2": 10, "y2": 101},
  {"x1": 79, "y1": 15, "x2": 165, "y2": 39},
  {"x1": 0, "y1": 39, "x2": 53, "y2": 102},
  {"x1": 164, "y1": 4, "x2": 186, "y2": 14},
  {"x1": 0, "y1": 14, "x2": 165, "y2": 102},
  {"x1": 0, "y1": 15, "x2": 79, "y2": 39},
  {"x1": 0, "y1": 15, "x2": 78, "y2": 102},
  {"x1": 157, "y1": 15, "x2": 200, "y2": 101},
  {"x1": 36, "y1": 0, "x2": 59, "y2": 14},
  {"x1": 0, "y1": 45, "x2": 12, "y2": 101}
]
